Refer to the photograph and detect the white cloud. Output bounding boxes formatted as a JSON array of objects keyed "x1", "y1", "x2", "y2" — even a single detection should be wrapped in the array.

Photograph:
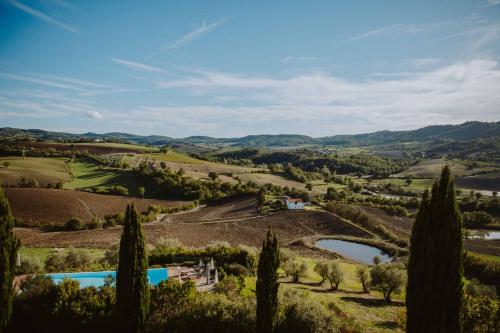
[
  {"x1": 150, "y1": 59, "x2": 500, "y2": 136},
  {"x1": 166, "y1": 18, "x2": 227, "y2": 49},
  {"x1": 488, "y1": 0, "x2": 500, "y2": 6},
  {"x1": 86, "y1": 110, "x2": 103, "y2": 119},
  {"x1": 110, "y1": 58, "x2": 165, "y2": 73},
  {"x1": 6, "y1": 0, "x2": 78, "y2": 33}
]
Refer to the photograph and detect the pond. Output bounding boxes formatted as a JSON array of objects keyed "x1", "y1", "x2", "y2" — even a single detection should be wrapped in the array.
[
  {"x1": 315, "y1": 239, "x2": 392, "y2": 264},
  {"x1": 467, "y1": 230, "x2": 500, "y2": 240},
  {"x1": 46, "y1": 267, "x2": 168, "y2": 288}
]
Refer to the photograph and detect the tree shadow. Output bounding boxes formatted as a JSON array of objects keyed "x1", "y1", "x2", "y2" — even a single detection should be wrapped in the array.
[
  {"x1": 374, "y1": 321, "x2": 399, "y2": 330},
  {"x1": 340, "y1": 296, "x2": 404, "y2": 308}
]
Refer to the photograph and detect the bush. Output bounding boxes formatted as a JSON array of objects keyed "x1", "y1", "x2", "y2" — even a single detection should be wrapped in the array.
[
  {"x1": 107, "y1": 185, "x2": 129, "y2": 196},
  {"x1": 100, "y1": 244, "x2": 119, "y2": 267},
  {"x1": 464, "y1": 252, "x2": 500, "y2": 291},
  {"x1": 356, "y1": 266, "x2": 371, "y2": 292},
  {"x1": 16, "y1": 257, "x2": 42, "y2": 275},
  {"x1": 64, "y1": 218, "x2": 86, "y2": 231},
  {"x1": 463, "y1": 211, "x2": 496, "y2": 227},
  {"x1": 87, "y1": 217, "x2": 102, "y2": 229},
  {"x1": 276, "y1": 289, "x2": 342, "y2": 333},
  {"x1": 325, "y1": 260, "x2": 343, "y2": 290},
  {"x1": 44, "y1": 248, "x2": 93, "y2": 273},
  {"x1": 284, "y1": 260, "x2": 307, "y2": 283},
  {"x1": 226, "y1": 263, "x2": 251, "y2": 277},
  {"x1": 155, "y1": 237, "x2": 182, "y2": 249},
  {"x1": 462, "y1": 293, "x2": 499, "y2": 333},
  {"x1": 370, "y1": 262, "x2": 406, "y2": 302}
]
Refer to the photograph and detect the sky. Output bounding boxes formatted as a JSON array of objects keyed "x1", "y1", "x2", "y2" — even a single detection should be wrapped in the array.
[{"x1": 1, "y1": 0, "x2": 500, "y2": 138}]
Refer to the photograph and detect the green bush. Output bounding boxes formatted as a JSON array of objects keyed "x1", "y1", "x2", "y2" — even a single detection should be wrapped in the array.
[
  {"x1": 64, "y1": 218, "x2": 86, "y2": 231},
  {"x1": 464, "y1": 252, "x2": 500, "y2": 291},
  {"x1": 463, "y1": 211, "x2": 496, "y2": 227},
  {"x1": 107, "y1": 185, "x2": 129, "y2": 196},
  {"x1": 370, "y1": 262, "x2": 406, "y2": 302},
  {"x1": 462, "y1": 293, "x2": 499, "y2": 333}
]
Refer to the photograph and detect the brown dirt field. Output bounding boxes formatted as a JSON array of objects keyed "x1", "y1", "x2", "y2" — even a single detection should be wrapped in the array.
[
  {"x1": 6, "y1": 188, "x2": 189, "y2": 225},
  {"x1": 170, "y1": 196, "x2": 258, "y2": 222},
  {"x1": 11, "y1": 142, "x2": 150, "y2": 155},
  {"x1": 463, "y1": 239, "x2": 500, "y2": 257},
  {"x1": 15, "y1": 206, "x2": 373, "y2": 248}
]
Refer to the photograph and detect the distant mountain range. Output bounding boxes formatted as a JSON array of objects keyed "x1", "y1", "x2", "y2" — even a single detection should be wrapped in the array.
[{"x1": 1, "y1": 121, "x2": 499, "y2": 148}]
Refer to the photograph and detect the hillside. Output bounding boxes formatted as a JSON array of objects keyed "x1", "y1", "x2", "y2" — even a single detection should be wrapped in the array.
[{"x1": 2, "y1": 121, "x2": 499, "y2": 148}]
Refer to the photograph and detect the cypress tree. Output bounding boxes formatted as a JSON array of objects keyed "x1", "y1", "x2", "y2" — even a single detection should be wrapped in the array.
[
  {"x1": 0, "y1": 185, "x2": 20, "y2": 333},
  {"x1": 406, "y1": 166, "x2": 464, "y2": 333},
  {"x1": 116, "y1": 203, "x2": 150, "y2": 333},
  {"x1": 256, "y1": 229, "x2": 280, "y2": 333}
]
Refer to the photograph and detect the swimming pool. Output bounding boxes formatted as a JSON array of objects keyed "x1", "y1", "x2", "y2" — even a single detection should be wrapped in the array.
[{"x1": 47, "y1": 268, "x2": 168, "y2": 288}]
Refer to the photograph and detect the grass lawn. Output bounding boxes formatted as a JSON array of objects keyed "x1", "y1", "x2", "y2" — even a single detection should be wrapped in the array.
[
  {"x1": 19, "y1": 247, "x2": 106, "y2": 264},
  {"x1": 0, "y1": 156, "x2": 70, "y2": 186},
  {"x1": 241, "y1": 256, "x2": 404, "y2": 332},
  {"x1": 65, "y1": 158, "x2": 138, "y2": 192}
]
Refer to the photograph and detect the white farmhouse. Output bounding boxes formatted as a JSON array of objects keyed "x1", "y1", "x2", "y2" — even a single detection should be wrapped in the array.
[{"x1": 283, "y1": 196, "x2": 306, "y2": 210}]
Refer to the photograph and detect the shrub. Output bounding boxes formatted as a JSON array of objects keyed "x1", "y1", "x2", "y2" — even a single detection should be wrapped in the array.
[
  {"x1": 214, "y1": 275, "x2": 240, "y2": 298},
  {"x1": 16, "y1": 257, "x2": 42, "y2": 275},
  {"x1": 226, "y1": 263, "x2": 251, "y2": 277},
  {"x1": 356, "y1": 266, "x2": 371, "y2": 292},
  {"x1": 64, "y1": 218, "x2": 86, "y2": 231},
  {"x1": 462, "y1": 293, "x2": 499, "y2": 333},
  {"x1": 464, "y1": 252, "x2": 500, "y2": 291},
  {"x1": 313, "y1": 260, "x2": 329, "y2": 284},
  {"x1": 370, "y1": 262, "x2": 406, "y2": 302},
  {"x1": 284, "y1": 260, "x2": 307, "y2": 283},
  {"x1": 276, "y1": 289, "x2": 341, "y2": 333},
  {"x1": 463, "y1": 211, "x2": 496, "y2": 227},
  {"x1": 325, "y1": 261, "x2": 343, "y2": 290},
  {"x1": 107, "y1": 185, "x2": 129, "y2": 196},
  {"x1": 155, "y1": 237, "x2": 182, "y2": 249},
  {"x1": 100, "y1": 244, "x2": 119, "y2": 267},
  {"x1": 44, "y1": 248, "x2": 93, "y2": 273},
  {"x1": 465, "y1": 278, "x2": 497, "y2": 299},
  {"x1": 86, "y1": 217, "x2": 102, "y2": 229}
]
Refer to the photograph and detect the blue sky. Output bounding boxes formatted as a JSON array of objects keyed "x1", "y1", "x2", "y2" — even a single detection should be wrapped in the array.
[{"x1": 1, "y1": 0, "x2": 500, "y2": 137}]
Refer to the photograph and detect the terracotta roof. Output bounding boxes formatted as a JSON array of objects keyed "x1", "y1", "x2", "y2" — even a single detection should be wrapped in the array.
[{"x1": 286, "y1": 198, "x2": 303, "y2": 203}]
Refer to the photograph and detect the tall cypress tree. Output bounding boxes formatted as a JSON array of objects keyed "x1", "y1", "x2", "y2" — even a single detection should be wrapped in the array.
[
  {"x1": 406, "y1": 166, "x2": 464, "y2": 333},
  {"x1": 116, "y1": 203, "x2": 149, "y2": 333},
  {"x1": 256, "y1": 229, "x2": 280, "y2": 333},
  {"x1": 0, "y1": 185, "x2": 20, "y2": 333}
]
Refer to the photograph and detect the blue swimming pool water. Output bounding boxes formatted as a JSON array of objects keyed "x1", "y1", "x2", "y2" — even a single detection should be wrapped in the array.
[{"x1": 47, "y1": 268, "x2": 168, "y2": 288}]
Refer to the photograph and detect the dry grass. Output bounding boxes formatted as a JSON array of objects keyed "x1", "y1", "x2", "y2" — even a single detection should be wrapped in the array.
[{"x1": 0, "y1": 157, "x2": 70, "y2": 186}]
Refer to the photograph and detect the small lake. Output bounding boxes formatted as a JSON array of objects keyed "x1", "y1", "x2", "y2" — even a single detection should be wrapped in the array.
[
  {"x1": 315, "y1": 239, "x2": 392, "y2": 264},
  {"x1": 468, "y1": 230, "x2": 500, "y2": 240}
]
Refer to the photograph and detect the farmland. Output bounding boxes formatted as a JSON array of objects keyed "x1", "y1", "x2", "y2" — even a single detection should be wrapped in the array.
[
  {"x1": 14, "y1": 198, "x2": 373, "y2": 248},
  {"x1": 64, "y1": 158, "x2": 138, "y2": 192},
  {"x1": 6, "y1": 187, "x2": 189, "y2": 226},
  {"x1": 0, "y1": 156, "x2": 70, "y2": 186}
]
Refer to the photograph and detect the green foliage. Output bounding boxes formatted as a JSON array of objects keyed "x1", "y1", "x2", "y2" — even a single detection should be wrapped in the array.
[
  {"x1": 406, "y1": 166, "x2": 464, "y2": 333},
  {"x1": 100, "y1": 244, "x2": 119, "y2": 268},
  {"x1": 462, "y1": 293, "x2": 499, "y2": 333},
  {"x1": 0, "y1": 184, "x2": 20, "y2": 332},
  {"x1": 256, "y1": 230, "x2": 280, "y2": 333},
  {"x1": 64, "y1": 217, "x2": 86, "y2": 231},
  {"x1": 313, "y1": 260, "x2": 329, "y2": 283},
  {"x1": 275, "y1": 289, "x2": 343, "y2": 333},
  {"x1": 463, "y1": 211, "x2": 496, "y2": 227},
  {"x1": 44, "y1": 248, "x2": 93, "y2": 273},
  {"x1": 370, "y1": 262, "x2": 406, "y2": 302},
  {"x1": 463, "y1": 252, "x2": 500, "y2": 292},
  {"x1": 149, "y1": 246, "x2": 256, "y2": 274},
  {"x1": 283, "y1": 260, "x2": 307, "y2": 283},
  {"x1": 107, "y1": 185, "x2": 129, "y2": 196},
  {"x1": 10, "y1": 276, "x2": 116, "y2": 332},
  {"x1": 356, "y1": 266, "x2": 370, "y2": 292},
  {"x1": 313, "y1": 260, "x2": 343, "y2": 290},
  {"x1": 15, "y1": 256, "x2": 42, "y2": 275},
  {"x1": 116, "y1": 203, "x2": 150, "y2": 333}
]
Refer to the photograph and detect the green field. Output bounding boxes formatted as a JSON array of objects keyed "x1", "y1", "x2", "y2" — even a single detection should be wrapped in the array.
[
  {"x1": 140, "y1": 151, "x2": 204, "y2": 164},
  {"x1": 0, "y1": 156, "x2": 70, "y2": 186},
  {"x1": 73, "y1": 142, "x2": 158, "y2": 152},
  {"x1": 242, "y1": 256, "x2": 404, "y2": 332},
  {"x1": 19, "y1": 247, "x2": 106, "y2": 264},
  {"x1": 65, "y1": 158, "x2": 138, "y2": 192}
]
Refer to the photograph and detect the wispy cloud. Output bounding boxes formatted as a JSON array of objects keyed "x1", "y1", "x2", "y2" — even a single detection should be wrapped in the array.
[
  {"x1": 488, "y1": 0, "x2": 500, "y2": 6},
  {"x1": 6, "y1": 0, "x2": 79, "y2": 33},
  {"x1": 166, "y1": 18, "x2": 228, "y2": 50},
  {"x1": 110, "y1": 58, "x2": 165, "y2": 73},
  {"x1": 0, "y1": 72, "x2": 84, "y2": 91},
  {"x1": 150, "y1": 59, "x2": 500, "y2": 135}
]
